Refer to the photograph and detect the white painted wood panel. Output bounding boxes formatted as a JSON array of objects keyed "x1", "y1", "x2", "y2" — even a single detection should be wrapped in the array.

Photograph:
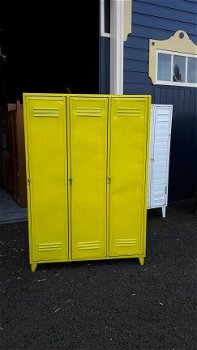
[{"x1": 148, "y1": 105, "x2": 173, "y2": 217}]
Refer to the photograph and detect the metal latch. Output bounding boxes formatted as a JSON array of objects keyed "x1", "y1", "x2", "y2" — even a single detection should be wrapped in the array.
[
  {"x1": 27, "y1": 177, "x2": 31, "y2": 185},
  {"x1": 107, "y1": 177, "x2": 111, "y2": 184},
  {"x1": 69, "y1": 178, "x2": 73, "y2": 186}
]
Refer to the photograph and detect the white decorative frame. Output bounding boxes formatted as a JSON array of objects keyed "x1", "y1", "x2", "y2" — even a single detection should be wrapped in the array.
[{"x1": 149, "y1": 30, "x2": 197, "y2": 87}]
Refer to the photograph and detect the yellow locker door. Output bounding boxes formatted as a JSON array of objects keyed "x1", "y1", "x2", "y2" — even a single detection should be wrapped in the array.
[
  {"x1": 25, "y1": 96, "x2": 68, "y2": 262},
  {"x1": 69, "y1": 97, "x2": 108, "y2": 260},
  {"x1": 109, "y1": 97, "x2": 150, "y2": 257}
]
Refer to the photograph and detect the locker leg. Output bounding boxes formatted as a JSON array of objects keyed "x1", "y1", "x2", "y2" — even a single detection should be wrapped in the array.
[
  {"x1": 139, "y1": 257, "x2": 144, "y2": 266},
  {"x1": 162, "y1": 206, "x2": 166, "y2": 218},
  {"x1": 31, "y1": 263, "x2": 37, "y2": 272}
]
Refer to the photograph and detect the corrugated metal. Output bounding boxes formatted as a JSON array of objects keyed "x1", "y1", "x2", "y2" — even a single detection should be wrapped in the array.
[{"x1": 123, "y1": 0, "x2": 197, "y2": 201}]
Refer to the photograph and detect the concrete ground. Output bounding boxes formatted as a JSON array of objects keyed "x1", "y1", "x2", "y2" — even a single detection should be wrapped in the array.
[
  {"x1": 0, "y1": 187, "x2": 27, "y2": 224},
  {"x1": 0, "y1": 201, "x2": 196, "y2": 350}
]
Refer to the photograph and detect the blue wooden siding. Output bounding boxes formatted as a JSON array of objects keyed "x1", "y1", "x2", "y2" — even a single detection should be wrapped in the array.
[
  {"x1": 123, "y1": 0, "x2": 197, "y2": 201},
  {"x1": 99, "y1": 37, "x2": 110, "y2": 94}
]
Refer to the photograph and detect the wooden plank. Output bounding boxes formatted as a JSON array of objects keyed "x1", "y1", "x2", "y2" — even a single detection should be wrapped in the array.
[
  {"x1": 16, "y1": 101, "x2": 27, "y2": 207},
  {"x1": 133, "y1": 1, "x2": 197, "y2": 24}
]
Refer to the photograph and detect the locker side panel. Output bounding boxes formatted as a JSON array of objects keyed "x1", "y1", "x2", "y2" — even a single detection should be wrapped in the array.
[
  {"x1": 150, "y1": 105, "x2": 172, "y2": 208},
  {"x1": 24, "y1": 96, "x2": 68, "y2": 262},
  {"x1": 147, "y1": 106, "x2": 155, "y2": 208},
  {"x1": 69, "y1": 97, "x2": 108, "y2": 260},
  {"x1": 109, "y1": 97, "x2": 150, "y2": 257}
]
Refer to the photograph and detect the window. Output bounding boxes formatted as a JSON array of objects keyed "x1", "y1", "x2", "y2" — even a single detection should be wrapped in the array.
[
  {"x1": 157, "y1": 53, "x2": 171, "y2": 81},
  {"x1": 104, "y1": 0, "x2": 110, "y2": 34},
  {"x1": 149, "y1": 31, "x2": 197, "y2": 87},
  {"x1": 188, "y1": 57, "x2": 197, "y2": 84},
  {"x1": 157, "y1": 50, "x2": 197, "y2": 87},
  {"x1": 100, "y1": 0, "x2": 132, "y2": 40},
  {"x1": 173, "y1": 55, "x2": 185, "y2": 82},
  {"x1": 100, "y1": 0, "x2": 111, "y2": 37}
]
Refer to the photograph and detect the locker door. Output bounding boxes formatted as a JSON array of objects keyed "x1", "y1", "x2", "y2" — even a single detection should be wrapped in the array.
[
  {"x1": 69, "y1": 97, "x2": 108, "y2": 260},
  {"x1": 109, "y1": 97, "x2": 150, "y2": 257},
  {"x1": 25, "y1": 97, "x2": 68, "y2": 262},
  {"x1": 150, "y1": 105, "x2": 172, "y2": 208}
]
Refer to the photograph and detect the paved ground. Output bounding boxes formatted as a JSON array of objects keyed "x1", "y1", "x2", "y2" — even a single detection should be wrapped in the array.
[
  {"x1": 0, "y1": 187, "x2": 27, "y2": 224},
  {"x1": 0, "y1": 201, "x2": 196, "y2": 350}
]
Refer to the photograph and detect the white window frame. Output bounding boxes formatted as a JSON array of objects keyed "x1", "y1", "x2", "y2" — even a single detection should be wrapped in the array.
[
  {"x1": 156, "y1": 49, "x2": 197, "y2": 88},
  {"x1": 100, "y1": 0, "x2": 111, "y2": 38}
]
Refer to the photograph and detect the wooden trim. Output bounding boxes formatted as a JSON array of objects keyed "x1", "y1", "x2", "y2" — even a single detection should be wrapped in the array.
[
  {"x1": 110, "y1": 0, "x2": 124, "y2": 94},
  {"x1": 100, "y1": 1, "x2": 132, "y2": 93},
  {"x1": 16, "y1": 100, "x2": 27, "y2": 207},
  {"x1": 124, "y1": 0, "x2": 132, "y2": 41}
]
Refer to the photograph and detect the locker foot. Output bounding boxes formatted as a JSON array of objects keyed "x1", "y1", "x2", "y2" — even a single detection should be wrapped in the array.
[
  {"x1": 31, "y1": 263, "x2": 37, "y2": 272},
  {"x1": 162, "y1": 206, "x2": 166, "y2": 218},
  {"x1": 139, "y1": 257, "x2": 144, "y2": 266}
]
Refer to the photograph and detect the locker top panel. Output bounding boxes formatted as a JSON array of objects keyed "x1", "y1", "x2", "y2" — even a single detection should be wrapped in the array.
[{"x1": 23, "y1": 93, "x2": 151, "y2": 100}]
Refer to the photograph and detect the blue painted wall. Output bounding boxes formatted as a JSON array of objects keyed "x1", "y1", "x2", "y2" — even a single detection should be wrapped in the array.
[
  {"x1": 99, "y1": 37, "x2": 110, "y2": 94},
  {"x1": 124, "y1": 0, "x2": 197, "y2": 201}
]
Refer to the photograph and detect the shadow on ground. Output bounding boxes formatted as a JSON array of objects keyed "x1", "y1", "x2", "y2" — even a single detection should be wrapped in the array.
[{"x1": 0, "y1": 201, "x2": 196, "y2": 350}]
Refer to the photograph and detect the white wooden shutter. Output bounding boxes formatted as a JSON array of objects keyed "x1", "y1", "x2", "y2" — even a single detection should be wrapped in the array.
[
  {"x1": 149, "y1": 105, "x2": 173, "y2": 209},
  {"x1": 148, "y1": 106, "x2": 155, "y2": 208}
]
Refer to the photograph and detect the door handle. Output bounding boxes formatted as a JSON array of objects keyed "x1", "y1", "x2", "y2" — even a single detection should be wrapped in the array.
[{"x1": 107, "y1": 177, "x2": 111, "y2": 184}]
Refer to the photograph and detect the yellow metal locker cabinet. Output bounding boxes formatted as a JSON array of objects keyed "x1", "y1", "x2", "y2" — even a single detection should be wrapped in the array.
[{"x1": 23, "y1": 94, "x2": 151, "y2": 271}]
